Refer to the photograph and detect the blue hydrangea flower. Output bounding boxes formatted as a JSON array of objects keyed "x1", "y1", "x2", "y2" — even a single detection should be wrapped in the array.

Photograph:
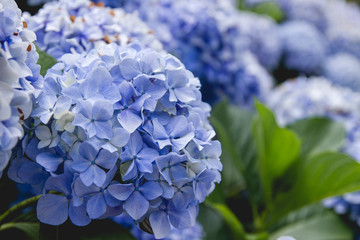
[
  {"x1": 9, "y1": 43, "x2": 222, "y2": 238},
  {"x1": 278, "y1": 0, "x2": 328, "y2": 32},
  {"x1": 0, "y1": 0, "x2": 43, "y2": 178},
  {"x1": 325, "y1": 0, "x2": 360, "y2": 59},
  {"x1": 278, "y1": 21, "x2": 326, "y2": 74},
  {"x1": 27, "y1": 0, "x2": 162, "y2": 60},
  {"x1": 322, "y1": 53, "x2": 360, "y2": 92},
  {"x1": 114, "y1": 0, "x2": 274, "y2": 107},
  {"x1": 267, "y1": 76, "x2": 360, "y2": 226}
]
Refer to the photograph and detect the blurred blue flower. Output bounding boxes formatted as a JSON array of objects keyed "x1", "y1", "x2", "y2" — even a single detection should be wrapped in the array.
[
  {"x1": 323, "y1": 53, "x2": 360, "y2": 92},
  {"x1": 278, "y1": 21, "x2": 326, "y2": 74},
  {"x1": 117, "y1": 0, "x2": 274, "y2": 107}
]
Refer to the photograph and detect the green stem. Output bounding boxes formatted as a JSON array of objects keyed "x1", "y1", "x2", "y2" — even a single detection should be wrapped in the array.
[{"x1": 0, "y1": 195, "x2": 41, "y2": 224}]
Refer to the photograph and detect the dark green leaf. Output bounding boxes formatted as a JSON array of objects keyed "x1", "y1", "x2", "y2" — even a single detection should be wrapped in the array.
[
  {"x1": 251, "y1": 2, "x2": 284, "y2": 22},
  {"x1": 211, "y1": 100, "x2": 261, "y2": 200},
  {"x1": 198, "y1": 205, "x2": 233, "y2": 240},
  {"x1": 252, "y1": 101, "x2": 301, "y2": 203},
  {"x1": 288, "y1": 117, "x2": 346, "y2": 157},
  {"x1": 36, "y1": 45, "x2": 57, "y2": 77},
  {"x1": 0, "y1": 222, "x2": 39, "y2": 240},
  {"x1": 270, "y1": 211, "x2": 352, "y2": 240},
  {"x1": 272, "y1": 152, "x2": 360, "y2": 223}
]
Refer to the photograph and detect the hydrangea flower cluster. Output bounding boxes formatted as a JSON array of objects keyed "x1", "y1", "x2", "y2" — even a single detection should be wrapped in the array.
[
  {"x1": 27, "y1": 0, "x2": 162, "y2": 60},
  {"x1": 322, "y1": 53, "x2": 360, "y2": 92},
  {"x1": 267, "y1": 76, "x2": 360, "y2": 225},
  {"x1": 278, "y1": 21, "x2": 326, "y2": 75},
  {"x1": 0, "y1": 0, "x2": 43, "y2": 177},
  {"x1": 113, "y1": 213, "x2": 204, "y2": 240},
  {"x1": 8, "y1": 42, "x2": 222, "y2": 239},
  {"x1": 110, "y1": 0, "x2": 274, "y2": 107}
]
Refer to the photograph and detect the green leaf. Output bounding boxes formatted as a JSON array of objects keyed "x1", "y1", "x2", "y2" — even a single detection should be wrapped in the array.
[
  {"x1": 36, "y1": 45, "x2": 57, "y2": 77},
  {"x1": 206, "y1": 201, "x2": 247, "y2": 240},
  {"x1": 0, "y1": 222, "x2": 39, "y2": 239},
  {"x1": 252, "y1": 101, "x2": 301, "y2": 203},
  {"x1": 288, "y1": 117, "x2": 346, "y2": 158},
  {"x1": 269, "y1": 211, "x2": 352, "y2": 240},
  {"x1": 251, "y1": 2, "x2": 284, "y2": 22},
  {"x1": 211, "y1": 100, "x2": 261, "y2": 200},
  {"x1": 198, "y1": 205, "x2": 233, "y2": 240},
  {"x1": 272, "y1": 152, "x2": 360, "y2": 223}
]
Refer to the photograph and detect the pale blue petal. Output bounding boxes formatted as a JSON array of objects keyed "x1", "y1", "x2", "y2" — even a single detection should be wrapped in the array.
[{"x1": 124, "y1": 191, "x2": 149, "y2": 220}]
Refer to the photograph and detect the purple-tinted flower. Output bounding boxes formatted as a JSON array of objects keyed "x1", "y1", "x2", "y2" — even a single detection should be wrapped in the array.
[
  {"x1": 72, "y1": 100, "x2": 114, "y2": 139},
  {"x1": 71, "y1": 141, "x2": 118, "y2": 187},
  {"x1": 156, "y1": 153, "x2": 188, "y2": 185},
  {"x1": 120, "y1": 131, "x2": 159, "y2": 181},
  {"x1": 10, "y1": 43, "x2": 221, "y2": 237},
  {"x1": 108, "y1": 179, "x2": 162, "y2": 220},
  {"x1": 37, "y1": 173, "x2": 91, "y2": 226}
]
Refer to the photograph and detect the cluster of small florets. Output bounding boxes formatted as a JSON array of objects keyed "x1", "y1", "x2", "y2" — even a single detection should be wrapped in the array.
[
  {"x1": 0, "y1": 0, "x2": 42, "y2": 177},
  {"x1": 278, "y1": 21, "x2": 326, "y2": 75},
  {"x1": 267, "y1": 76, "x2": 360, "y2": 225},
  {"x1": 113, "y1": 0, "x2": 274, "y2": 108},
  {"x1": 27, "y1": 0, "x2": 162, "y2": 60},
  {"x1": 249, "y1": 0, "x2": 360, "y2": 90},
  {"x1": 8, "y1": 42, "x2": 222, "y2": 239}
]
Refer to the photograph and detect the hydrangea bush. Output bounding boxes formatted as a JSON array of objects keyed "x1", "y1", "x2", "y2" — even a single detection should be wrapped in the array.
[
  {"x1": 8, "y1": 42, "x2": 222, "y2": 238},
  {"x1": 27, "y1": 0, "x2": 162, "y2": 59},
  {"x1": 0, "y1": 0, "x2": 42, "y2": 177}
]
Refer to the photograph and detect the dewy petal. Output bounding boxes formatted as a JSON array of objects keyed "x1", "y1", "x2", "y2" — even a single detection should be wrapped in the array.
[
  {"x1": 37, "y1": 194, "x2": 68, "y2": 225},
  {"x1": 117, "y1": 109, "x2": 142, "y2": 133},
  {"x1": 149, "y1": 211, "x2": 171, "y2": 239},
  {"x1": 107, "y1": 183, "x2": 134, "y2": 201},
  {"x1": 86, "y1": 193, "x2": 107, "y2": 219},
  {"x1": 139, "y1": 181, "x2": 163, "y2": 200},
  {"x1": 124, "y1": 191, "x2": 149, "y2": 220}
]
